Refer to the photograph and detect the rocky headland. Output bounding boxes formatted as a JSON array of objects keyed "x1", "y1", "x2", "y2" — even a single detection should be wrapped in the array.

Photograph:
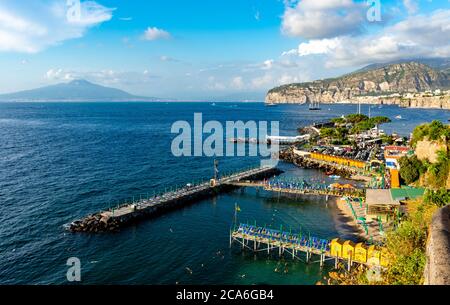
[{"x1": 266, "y1": 62, "x2": 450, "y2": 109}]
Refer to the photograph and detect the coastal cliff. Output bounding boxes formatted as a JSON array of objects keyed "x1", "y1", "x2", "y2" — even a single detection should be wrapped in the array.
[{"x1": 266, "y1": 62, "x2": 450, "y2": 109}]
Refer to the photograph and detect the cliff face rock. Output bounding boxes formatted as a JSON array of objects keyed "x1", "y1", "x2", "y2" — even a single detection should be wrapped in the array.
[
  {"x1": 266, "y1": 62, "x2": 450, "y2": 107},
  {"x1": 424, "y1": 205, "x2": 450, "y2": 285},
  {"x1": 354, "y1": 95, "x2": 450, "y2": 109},
  {"x1": 416, "y1": 140, "x2": 448, "y2": 163}
]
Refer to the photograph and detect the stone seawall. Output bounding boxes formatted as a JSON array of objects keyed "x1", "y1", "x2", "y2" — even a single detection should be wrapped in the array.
[{"x1": 424, "y1": 205, "x2": 450, "y2": 285}]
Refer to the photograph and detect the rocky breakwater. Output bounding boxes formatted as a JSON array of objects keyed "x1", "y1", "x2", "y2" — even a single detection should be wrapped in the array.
[
  {"x1": 69, "y1": 213, "x2": 120, "y2": 233},
  {"x1": 279, "y1": 147, "x2": 356, "y2": 178},
  {"x1": 68, "y1": 213, "x2": 121, "y2": 233}
]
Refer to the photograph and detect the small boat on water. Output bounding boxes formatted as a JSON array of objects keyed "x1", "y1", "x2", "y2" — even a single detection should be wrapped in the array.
[
  {"x1": 309, "y1": 101, "x2": 321, "y2": 111},
  {"x1": 266, "y1": 103, "x2": 277, "y2": 107},
  {"x1": 329, "y1": 175, "x2": 341, "y2": 179},
  {"x1": 395, "y1": 115, "x2": 402, "y2": 120}
]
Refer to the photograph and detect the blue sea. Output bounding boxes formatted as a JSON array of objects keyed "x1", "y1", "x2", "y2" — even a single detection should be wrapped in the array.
[{"x1": 0, "y1": 102, "x2": 448, "y2": 285}]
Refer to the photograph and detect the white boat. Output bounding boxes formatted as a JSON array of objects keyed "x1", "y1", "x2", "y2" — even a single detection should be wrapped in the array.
[
  {"x1": 309, "y1": 101, "x2": 321, "y2": 111},
  {"x1": 395, "y1": 115, "x2": 402, "y2": 120}
]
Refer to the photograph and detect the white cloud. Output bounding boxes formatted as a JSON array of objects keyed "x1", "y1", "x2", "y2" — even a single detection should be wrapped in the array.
[
  {"x1": 160, "y1": 55, "x2": 180, "y2": 62},
  {"x1": 254, "y1": 10, "x2": 260, "y2": 21},
  {"x1": 403, "y1": 0, "x2": 418, "y2": 15},
  {"x1": 230, "y1": 76, "x2": 245, "y2": 90},
  {"x1": 143, "y1": 27, "x2": 171, "y2": 41},
  {"x1": 61, "y1": 1, "x2": 113, "y2": 26},
  {"x1": 262, "y1": 59, "x2": 274, "y2": 70},
  {"x1": 251, "y1": 74, "x2": 273, "y2": 89},
  {"x1": 284, "y1": 9, "x2": 450, "y2": 68},
  {"x1": 0, "y1": 0, "x2": 113, "y2": 53},
  {"x1": 44, "y1": 68, "x2": 156, "y2": 86},
  {"x1": 206, "y1": 76, "x2": 227, "y2": 91},
  {"x1": 278, "y1": 74, "x2": 308, "y2": 85},
  {"x1": 46, "y1": 68, "x2": 73, "y2": 80},
  {"x1": 297, "y1": 38, "x2": 341, "y2": 56},
  {"x1": 281, "y1": 0, "x2": 366, "y2": 39}
]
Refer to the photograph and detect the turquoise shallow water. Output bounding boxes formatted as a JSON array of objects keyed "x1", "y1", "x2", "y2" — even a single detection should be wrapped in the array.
[{"x1": 0, "y1": 102, "x2": 448, "y2": 284}]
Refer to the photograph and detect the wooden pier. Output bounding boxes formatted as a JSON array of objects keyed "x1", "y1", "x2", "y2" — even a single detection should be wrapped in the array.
[
  {"x1": 226, "y1": 181, "x2": 365, "y2": 198},
  {"x1": 69, "y1": 166, "x2": 282, "y2": 233},
  {"x1": 230, "y1": 224, "x2": 387, "y2": 270}
]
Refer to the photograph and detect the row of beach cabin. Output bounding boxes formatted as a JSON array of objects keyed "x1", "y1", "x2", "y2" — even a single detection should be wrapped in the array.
[{"x1": 330, "y1": 238, "x2": 389, "y2": 267}]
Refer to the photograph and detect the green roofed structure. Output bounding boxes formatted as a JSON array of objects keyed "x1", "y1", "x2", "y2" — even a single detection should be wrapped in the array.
[{"x1": 390, "y1": 188, "x2": 425, "y2": 201}]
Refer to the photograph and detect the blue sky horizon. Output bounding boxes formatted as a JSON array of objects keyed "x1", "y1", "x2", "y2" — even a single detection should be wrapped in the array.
[{"x1": 0, "y1": 0, "x2": 449, "y2": 100}]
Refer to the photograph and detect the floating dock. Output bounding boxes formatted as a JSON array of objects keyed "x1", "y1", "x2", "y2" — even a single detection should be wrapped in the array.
[
  {"x1": 69, "y1": 166, "x2": 282, "y2": 233},
  {"x1": 231, "y1": 224, "x2": 388, "y2": 269}
]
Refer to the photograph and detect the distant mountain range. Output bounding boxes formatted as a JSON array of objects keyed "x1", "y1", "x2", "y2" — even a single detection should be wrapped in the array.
[
  {"x1": 0, "y1": 79, "x2": 163, "y2": 102},
  {"x1": 266, "y1": 58, "x2": 450, "y2": 105},
  {"x1": 355, "y1": 58, "x2": 450, "y2": 75}
]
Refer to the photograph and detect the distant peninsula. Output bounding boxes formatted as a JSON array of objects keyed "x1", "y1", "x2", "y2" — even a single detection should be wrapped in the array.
[
  {"x1": 0, "y1": 79, "x2": 164, "y2": 102},
  {"x1": 266, "y1": 59, "x2": 450, "y2": 109}
]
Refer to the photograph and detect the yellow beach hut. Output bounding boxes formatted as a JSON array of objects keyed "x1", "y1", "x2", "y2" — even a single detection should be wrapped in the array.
[
  {"x1": 367, "y1": 245, "x2": 381, "y2": 266},
  {"x1": 354, "y1": 243, "x2": 368, "y2": 263},
  {"x1": 330, "y1": 238, "x2": 344, "y2": 258},
  {"x1": 342, "y1": 240, "x2": 355, "y2": 260},
  {"x1": 380, "y1": 248, "x2": 390, "y2": 267}
]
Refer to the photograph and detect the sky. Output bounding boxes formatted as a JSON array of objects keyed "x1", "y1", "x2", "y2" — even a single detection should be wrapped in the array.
[{"x1": 0, "y1": 0, "x2": 449, "y2": 100}]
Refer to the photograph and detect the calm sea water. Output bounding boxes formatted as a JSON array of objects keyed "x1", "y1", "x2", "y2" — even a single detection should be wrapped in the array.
[{"x1": 0, "y1": 102, "x2": 448, "y2": 285}]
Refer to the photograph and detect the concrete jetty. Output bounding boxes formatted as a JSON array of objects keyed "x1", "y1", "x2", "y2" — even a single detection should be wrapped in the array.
[{"x1": 69, "y1": 166, "x2": 282, "y2": 233}]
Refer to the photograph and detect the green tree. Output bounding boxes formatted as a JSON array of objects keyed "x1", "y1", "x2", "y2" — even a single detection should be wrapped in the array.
[
  {"x1": 320, "y1": 127, "x2": 335, "y2": 138},
  {"x1": 350, "y1": 120, "x2": 373, "y2": 134},
  {"x1": 346, "y1": 114, "x2": 369, "y2": 124},
  {"x1": 427, "y1": 149, "x2": 449, "y2": 189},
  {"x1": 399, "y1": 155, "x2": 425, "y2": 185},
  {"x1": 411, "y1": 120, "x2": 450, "y2": 147},
  {"x1": 381, "y1": 134, "x2": 395, "y2": 145},
  {"x1": 331, "y1": 117, "x2": 346, "y2": 125},
  {"x1": 424, "y1": 189, "x2": 450, "y2": 207},
  {"x1": 369, "y1": 116, "x2": 391, "y2": 125},
  {"x1": 428, "y1": 120, "x2": 449, "y2": 141}
]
